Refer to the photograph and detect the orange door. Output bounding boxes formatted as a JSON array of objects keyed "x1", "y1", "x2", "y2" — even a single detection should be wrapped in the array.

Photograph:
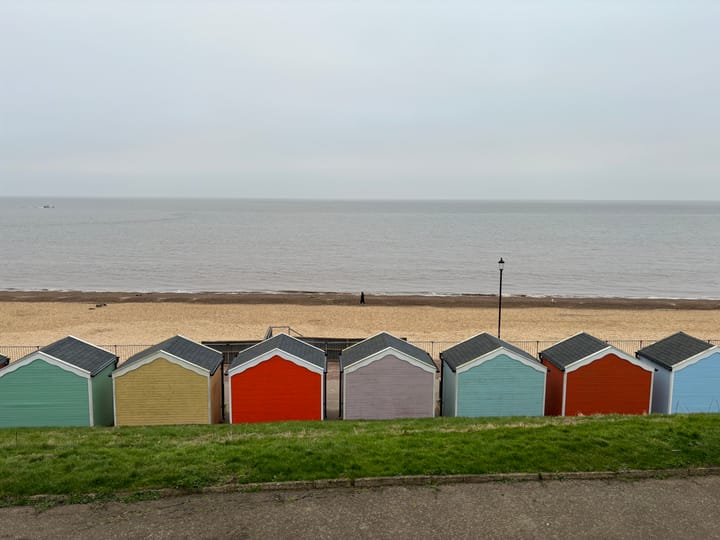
[
  {"x1": 231, "y1": 356, "x2": 322, "y2": 423},
  {"x1": 565, "y1": 354, "x2": 651, "y2": 416}
]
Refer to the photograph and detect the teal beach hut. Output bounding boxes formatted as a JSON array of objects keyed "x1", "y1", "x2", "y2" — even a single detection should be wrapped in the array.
[
  {"x1": 440, "y1": 333, "x2": 546, "y2": 417},
  {"x1": 0, "y1": 336, "x2": 118, "y2": 427},
  {"x1": 636, "y1": 332, "x2": 720, "y2": 414}
]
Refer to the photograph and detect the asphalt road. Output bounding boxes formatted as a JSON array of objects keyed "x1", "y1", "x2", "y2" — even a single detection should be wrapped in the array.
[{"x1": 3, "y1": 476, "x2": 720, "y2": 539}]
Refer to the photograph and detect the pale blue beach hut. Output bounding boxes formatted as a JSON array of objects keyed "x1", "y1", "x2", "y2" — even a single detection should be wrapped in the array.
[
  {"x1": 636, "y1": 332, "x2": 720, "y2": 414},
  {"x1": 440, "y1": 333, "x2": 546, "y2": 417}
]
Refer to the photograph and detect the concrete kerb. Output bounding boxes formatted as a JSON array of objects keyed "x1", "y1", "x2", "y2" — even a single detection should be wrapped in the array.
[
  {"x1": 235, "y1": 467, "x2": 720, "y2": 492},
  {"x1": 20, "y1": 467, "x2": 720, "y2": 507}
]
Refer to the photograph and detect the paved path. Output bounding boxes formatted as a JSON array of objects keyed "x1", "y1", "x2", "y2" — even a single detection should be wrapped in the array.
[{"x1": 3, "y1": 476, "x2": 720, "y2": 539}]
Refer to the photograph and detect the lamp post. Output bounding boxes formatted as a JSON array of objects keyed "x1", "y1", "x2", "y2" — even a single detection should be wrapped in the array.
[{"x1": 497, "y1": 258, "x2": 504, "y2": 338}]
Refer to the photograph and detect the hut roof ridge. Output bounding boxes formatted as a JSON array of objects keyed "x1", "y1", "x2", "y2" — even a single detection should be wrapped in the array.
[
  {"x1": 123, "y1": 335, "x2": 222, "y2": 374},
  {"x1": 38, "y1": 336, "x2": 117, "y2": 376},
  {"x1": 440, "y1": 332, "x2": 537, "y2": 371},
  {"x1": 539, "y1": 332, "x2": 610, "y2": 370},
  {"x1": 340, "y1": 332, "x2": 435, "y2": 371},
  {"x1": 230, "y1": 333, "x2": 327, "y2": 371},
  {"x1": 636, "y1": 331, "x2": 714, "y2": 370}
]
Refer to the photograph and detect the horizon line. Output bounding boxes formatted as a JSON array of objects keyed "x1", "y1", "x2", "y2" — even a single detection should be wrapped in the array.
[{"x1": 2, "y1": 196, "x2": 720, "y2": 203}]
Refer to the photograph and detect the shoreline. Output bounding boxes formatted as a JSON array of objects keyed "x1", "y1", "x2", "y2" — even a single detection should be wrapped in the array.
[{"x1": 0, "y1": 290, "x2": 719, "y2": 310}]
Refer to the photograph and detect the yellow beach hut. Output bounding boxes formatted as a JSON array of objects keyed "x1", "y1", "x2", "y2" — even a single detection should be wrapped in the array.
[{"x1": 112, "y1": 335, "x2": 223, "y2": 426}]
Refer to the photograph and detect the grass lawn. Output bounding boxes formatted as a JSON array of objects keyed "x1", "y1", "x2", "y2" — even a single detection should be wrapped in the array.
[{"x1": 1, "y1": 414, "x2": 718, "y2": 505}]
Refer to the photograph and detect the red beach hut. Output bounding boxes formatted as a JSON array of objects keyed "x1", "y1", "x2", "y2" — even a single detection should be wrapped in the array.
[
  {"x1": 539, "y1": 332, "x2": 654, "y2": 416},
  {"x1": 228, "y1": 334, "x2": 326, "y2": 423}
]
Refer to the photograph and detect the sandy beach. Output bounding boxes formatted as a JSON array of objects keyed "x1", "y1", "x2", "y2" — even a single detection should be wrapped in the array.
[{"x1": 1, "y1": 291, "x2": 719, "y2": 349}]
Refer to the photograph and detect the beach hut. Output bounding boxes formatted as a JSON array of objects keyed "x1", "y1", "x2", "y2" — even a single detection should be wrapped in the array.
[
  {"x1": 112, "y1": 335, "x2": 223, "y2": 426},
  {"x1": 539, "y1": 332, "x2": 654, "y2": 416},
  {"x1": 228, "y1": 333, "x2": 326, "y2": 423},
  {"x1": 637, "y1": 332, "x2": 720, "y2": 414},
  {"x1": 0, "y1": 336, "x2": 117, "y2": 427},
  {"x1": 0, "y1": 354, "x2": 9, "y2": 369},
  {"x1": 340, "y1": 332, "x2": 437, "y2": 420},
  {"x1": 440, "y1": 333, "x2": 546, "y2": 417}
]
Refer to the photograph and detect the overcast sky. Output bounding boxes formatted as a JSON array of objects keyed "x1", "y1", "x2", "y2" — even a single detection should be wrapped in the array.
[{"x1": 1, "y1": 1, "x2": 719, "y2": 200}]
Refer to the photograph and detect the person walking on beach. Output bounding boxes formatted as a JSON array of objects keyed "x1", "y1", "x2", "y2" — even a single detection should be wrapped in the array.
[{"x1": 360, "y1": 291, "x2": 365, "y2": 305}]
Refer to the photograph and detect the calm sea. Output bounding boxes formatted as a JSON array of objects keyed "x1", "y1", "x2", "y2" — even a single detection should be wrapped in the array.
[{"x1": 0, "y1": 198, "x2": 718, "y2": 299}]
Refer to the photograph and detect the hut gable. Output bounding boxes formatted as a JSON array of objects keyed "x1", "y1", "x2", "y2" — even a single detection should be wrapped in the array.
[
  {"x1": 340, "y1": 332, "x2": 436, "y2": 373},
  {"x1": 228, "y1": 334, "x2": 326, "y2": 423},
  {"x1": 539, "y1": 332, "x2": 609, "y2": 371},
  {"x1": 121, "y1": 335, "x2": 222, "y2": 374},
  {"x1": 638, "y1": 332, "x2": 720, "y2": 414},
  {"x1": 440, "y1": 333, "x2": 546, "y2": 418},
  {"x1": 441, "y1": 333, "x2": 539, "y2": 372},
  {"x1": 637, "y1": 332, "x2": 714, "y2": 371},
  {"x1": 341, "y1": 332, "x2": 436, "y2": 420},
  {"x1": 112, "y1": 336, "x2": 223, "y2": 426},
  {"x1": 230, "y1": 333, "x2": 326, "y2": 374},
  {"x1": 540, "y1": 332, "x2": 654, "y2": 416},
  {"x1": 0, "y1": 336, "x2": 117, "y2": 427}
]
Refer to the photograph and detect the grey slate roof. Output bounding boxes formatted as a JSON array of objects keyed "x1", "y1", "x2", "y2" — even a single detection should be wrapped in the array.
[
  {"x1": 231, "y1": 333, "x2": 326, "y2": 371},
  {"x1": 539, "y1": 332, "x2": 610, "y2": 370},
  {"x1": 39, "y1": 336, "x2": 117, "y2": 376},
  {"x1": 340, "y1": 332, "x2": 436, "y2": 371},
  {"x1": 636, "y1": 332, "x2": 714, "y2": 370},
  {"x1": 440, "y1": 333, "x2": 538, "y2": 372},
  {"x1": 124, "y1": 335, "x2": 222, "y2": 374}
]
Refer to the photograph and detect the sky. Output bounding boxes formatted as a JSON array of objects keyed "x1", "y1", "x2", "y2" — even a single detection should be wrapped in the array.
[{"x1": 1, "y1": 1, "x2": 719, "y2": 200}]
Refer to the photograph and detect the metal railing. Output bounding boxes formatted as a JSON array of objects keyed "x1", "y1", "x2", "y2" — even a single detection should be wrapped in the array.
[
  {"x1": 0, "y1": 345, "x2": 151, "y2": 363},
  {"x1": 264, "y1": 326, "x2": 304, "y2": 340},
  {"x1": 0, "y1": 345, "x2": 42, "y2": 363}
]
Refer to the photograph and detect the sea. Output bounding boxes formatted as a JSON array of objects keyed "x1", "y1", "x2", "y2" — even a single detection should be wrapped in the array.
[{"x1": 0, "y1": 197, "x2": 719, "y2": 299}]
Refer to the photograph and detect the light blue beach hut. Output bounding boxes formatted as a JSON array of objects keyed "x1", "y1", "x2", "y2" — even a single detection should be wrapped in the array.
[
  {"x1": 636, "y1": 332, "x2": 720, "y2": 414},
  {"x1": 440, "y1": 333, "x2": 546, "y2": 417}
]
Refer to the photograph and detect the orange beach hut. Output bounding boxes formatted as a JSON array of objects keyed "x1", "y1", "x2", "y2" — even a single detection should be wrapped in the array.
[
  {"x1": 539, "y1": 332, "x2": 654, "y2": 416},
  {"x1": 228, "y1": 334, "x2": 326, "y2": 423}
]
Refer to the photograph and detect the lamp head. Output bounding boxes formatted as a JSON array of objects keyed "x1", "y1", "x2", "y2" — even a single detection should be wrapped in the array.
[{"x1": 498, "y1": 257, "x2": 505, "y2": 271}]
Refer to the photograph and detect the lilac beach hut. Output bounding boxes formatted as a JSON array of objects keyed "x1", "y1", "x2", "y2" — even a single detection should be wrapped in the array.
[{"x1": 339, "y1": 332, "x2": 437, "y2": 420}]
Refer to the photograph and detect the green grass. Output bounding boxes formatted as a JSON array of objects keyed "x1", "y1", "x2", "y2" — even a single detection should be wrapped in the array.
[{"x1": 1, "y1": 414, "x2": 719, "y2": 505}]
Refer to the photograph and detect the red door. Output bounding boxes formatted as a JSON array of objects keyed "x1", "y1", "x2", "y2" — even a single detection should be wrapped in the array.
[
  {"x1": 565, "y1": 354, "x2": 651, "y2": 415},
  {"x1": 231, "y1": 355, "x2": 322, "y2": 423}
]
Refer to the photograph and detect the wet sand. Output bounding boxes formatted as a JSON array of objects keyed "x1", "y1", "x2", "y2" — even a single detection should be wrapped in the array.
[
  {"x1": 3, "y1": 290, "x2": 720, "y2": 309},
  {"x1": 1, "y1": 291, "x2": 719, "y2": 347}
]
